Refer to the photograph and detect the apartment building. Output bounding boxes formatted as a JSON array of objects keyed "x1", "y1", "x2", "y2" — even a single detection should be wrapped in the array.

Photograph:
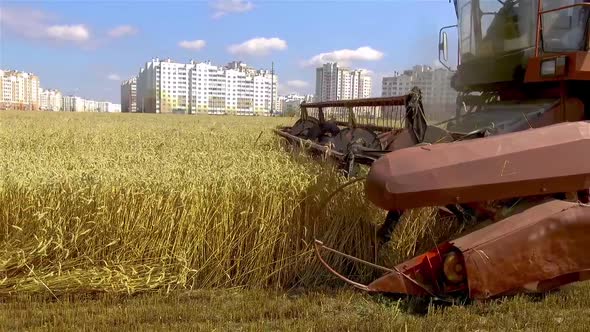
[
  {"x1": 314, "y1": 62, "x2": 371, "y2": 102},
  {"x1": 62, "y1": 96, "x2": 85, "y2": 112},
  {"x1": 97, "y1": 101, "x2": 109, "y2": 113},
  {"x1": 84, "y1": 99, "x2": 99, "y2": 112},
  {"x1": 382, "y1": 65, "x2": 457, "y2": 119},
  {"x1": 279, "y1": 93, "x2": 314, "y2": 114},
  {"x1": 108, "y1": 103, "x2": 121, "y2": 112},
  {"x1": 95, "y1": 101, "x2": 121, "y2": 112},
  {"x1": 39, "y1": 88, "x2": 48, "y2": 110},
  {"x1": 135, "y1": 58, "x2": 278, "y2": 115},
  {"x1": 39, "y1": 88, "x2": 63, "y2": 111},
  {"x1": 62, "y1": 95, "x2": 116, "y2": 112},
  {"x1": 0, "y1": 69, "x2": 41, "y2": 110},
  {"x1": 121, "y1": 77, "x2": 137, "y2": 112}
]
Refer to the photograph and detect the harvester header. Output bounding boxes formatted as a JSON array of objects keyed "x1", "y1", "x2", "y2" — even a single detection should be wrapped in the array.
[{"x1": 275, "y1": 0, "x2": 590, "y2": 303}]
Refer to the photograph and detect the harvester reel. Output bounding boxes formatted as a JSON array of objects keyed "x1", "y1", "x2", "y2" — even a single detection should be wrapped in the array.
[
  {"x1": 332, "y1": 127, "x2": 381, "y2": 153},
  {"x1": 422, "y1": 125, "x2": 455, "y2": 144},
  {"x1": 290, "y1": 117, "x2": 321, "y2": 140},
  {"x1": 332, "y1": 128, "x2": 381, "y2": 177}
]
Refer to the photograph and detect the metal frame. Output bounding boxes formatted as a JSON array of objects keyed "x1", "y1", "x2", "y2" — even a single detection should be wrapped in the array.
[
  {"x1": 313, "y1": 239, "x2": 437, "y2": 296},
  {"x1": 438, "y1": 24, "x2": 459, "y2": 71},
  {"x1": 535, "y1": 1, "x2": 590, "y2": 57}
]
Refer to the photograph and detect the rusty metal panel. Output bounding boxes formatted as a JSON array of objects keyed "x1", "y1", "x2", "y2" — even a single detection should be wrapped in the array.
[
  {"x1": 453, "y1": 200, "x2": 590, "y2": 299},
  {"x1": 366, "y1": 121, "x2": 590, "y2": 211},
  {"x1": 525, "y1": 52, "x2": 590, "y2": 83},
  {"x1": 302, "y1": 95, "x2": 407, "y2": 108},
  {"x1": 365, "y1": 200, "x2": 590, "y2": 300},
  {"x1": 367, "y1": 269, "x2": 431, "y2": 296}
]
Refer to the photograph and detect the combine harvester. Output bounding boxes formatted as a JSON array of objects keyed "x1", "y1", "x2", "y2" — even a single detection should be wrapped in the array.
[{"x1": 275, "y1": 0, "x2": 590, "y2": 302}]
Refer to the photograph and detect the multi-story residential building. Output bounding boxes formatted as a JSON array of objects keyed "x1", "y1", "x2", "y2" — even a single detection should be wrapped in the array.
[
  {"x1": 277, "y1": 96, "x2": 285, "y2": 114},
  {"x1": 279, "y1": 93, "x2": 310, "y2": 113},
  {"x1": 0, "y1": 69, "x2": 41, "y2": 110},
  {"x1": 278, "y1": 94, "x2": 315, "y2": 115},
  {"x1": 253, "y1": 70, "x2": 277, "y2": 114},
  {"x1": 97, "y1": 101, "x2": 109, "y2": 113},
  {"x1": 84, "y1": 99, "x2": 99, "y2": 112},
  {"x1": 360, "y1": 75, "x2": 372, "y2": 100},
  {"x1": 39, "y1": 88, "x2": 63, "y2": 111},
  {"x1": 314, "y1": 63, "x2": 371, "y2": 102},
  {"x1": 39, "y1": 88, "x2": 48, "y2": 110},
  {"x1": 108, "y1": 103, "x2": 121, "y2": 112},
  {"x1": 62, "y1": 95, "x2": 85, "y2": 112},
  {"x1": 225, "y1": 61, "x2": 257, "y2": 76},
  {"x1": 136, "y1": 58, "x2": 278, "y2": 115},
  {"x1": 120, "y1": 77, "x2": 137, "y2": 112},
  {"x1": 93, "y1": 101, "x2": 121, "y2": 113},
  {"x1": 382, "y1": 65, "x2": 457, "y2": 119},
  {"x1": 62, "y1": 95, "x2": 119, "y2": 112}
]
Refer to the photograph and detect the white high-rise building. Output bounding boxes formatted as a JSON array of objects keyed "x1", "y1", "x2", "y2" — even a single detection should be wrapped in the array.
[
  {"x1": 97, "y1": 101, "x2": 110, "y2": 113},
  {"x1": 39, "y1": 88, "x2": 63, "y2": 111},
  {"x1": 0, "y1": 69, "x2": 41, "y2": 110},
  {"x1": 315, "y1": 63, "x2": 371, "y2": 102},
  {"x1": 279, "y1": 93, "x2": 311, "y2": 112},
  {"x1": 381, "y1": 65, "x2": 457, "y2": 104},
  {"x1": 278, "y1": 94, "x2": 315, "y2": 115},
  {"x1": 121, "y1": 77, "x2": 137, "y2": 112},
  {"x1": 136, "y1": 58, "x2": 278, "y2": 115},
  {"x1": 62, "y1": 96, "x2": 85, "y2": 112},
  {"x1": 84, "y1": 99, "x2": 99, "y2": 112},
  {"x1": 39, "y1": 87, "x2": 47, "y2": 110},
  {"x1": 108, "y1": 103, "x2": 121, "y2": 113},
  {"x1": 62, "y1": 95, "x2": 118, "y2": 112},
  {"x1": 360, "y1": 75, "x2": 372, "y2": 100},
  {"x1": 382, "y1": 65, "x2": 457, "y2": 118}
]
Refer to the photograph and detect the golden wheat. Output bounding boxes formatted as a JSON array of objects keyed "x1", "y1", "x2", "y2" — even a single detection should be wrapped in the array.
[{"x1": 0, "y1": 111, "x2": 455, "y2": 296}]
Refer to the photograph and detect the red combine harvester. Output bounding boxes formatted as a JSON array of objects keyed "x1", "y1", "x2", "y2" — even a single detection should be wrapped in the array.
[{"x1": 275, "y1": 0, "x2": 590, "y2": 301}]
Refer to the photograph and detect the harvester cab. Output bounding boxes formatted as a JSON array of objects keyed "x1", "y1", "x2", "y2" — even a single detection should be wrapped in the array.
[
  {"x1": 276, "y1": 0, "x2": 590, "y2": 302},
  {"x1": 443, "y1": 0, "x2": 590, "y2": 128}
]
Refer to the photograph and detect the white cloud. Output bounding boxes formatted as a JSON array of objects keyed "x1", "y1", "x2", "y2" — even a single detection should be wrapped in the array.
[
  {"x1": 211, "y1": 0, "x2": 254, "y2": 19},
  {"x1": 287, "y1": 80, "x2": 309, "y2": 88},
  {"x1": 0, "y1": 6, "x2": 90, "y2": 44},
  {"x1": 178, "y1": 39, "x2": 207, "y2": 50},
  {"x1": 303, "y1": 46, "x2": 384, "y2": 67},
  {"x1": 228, "y1": 37, "x2": 287, "y2": 56},
  {"x1": 108, "y1": 25, "x2": 137, "y2": 38},
  {"x1": 107, "y1": 73, "x2": 121, "y2": 81},
  {"x1": 0, "y1": 7, "x2": 49, "y2": 39},
  {"x1": 46, "y1": 25, "x2": 89, "y2": 42}
]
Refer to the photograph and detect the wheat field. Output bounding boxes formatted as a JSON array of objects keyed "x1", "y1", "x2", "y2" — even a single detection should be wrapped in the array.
[
  {"x1": 0, "y1": 110, "x2": 458, "y2": 296},
  {"x1": 4, "y1": 111, "x2": 590, "y2": 331}
]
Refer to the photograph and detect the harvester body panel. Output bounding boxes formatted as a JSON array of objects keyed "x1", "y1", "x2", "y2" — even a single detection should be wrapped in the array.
[
  {"x1": 366, "y1": 200, "x2": 590, "y2": 300},
  {"x1": 366, "y1": 121, "x2": 590, "y2": 210}
]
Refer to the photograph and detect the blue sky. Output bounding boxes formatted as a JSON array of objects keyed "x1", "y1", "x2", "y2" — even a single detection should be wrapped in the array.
[{"x1": 0, "y1": 0, "x2": 458, "y2": 103}]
